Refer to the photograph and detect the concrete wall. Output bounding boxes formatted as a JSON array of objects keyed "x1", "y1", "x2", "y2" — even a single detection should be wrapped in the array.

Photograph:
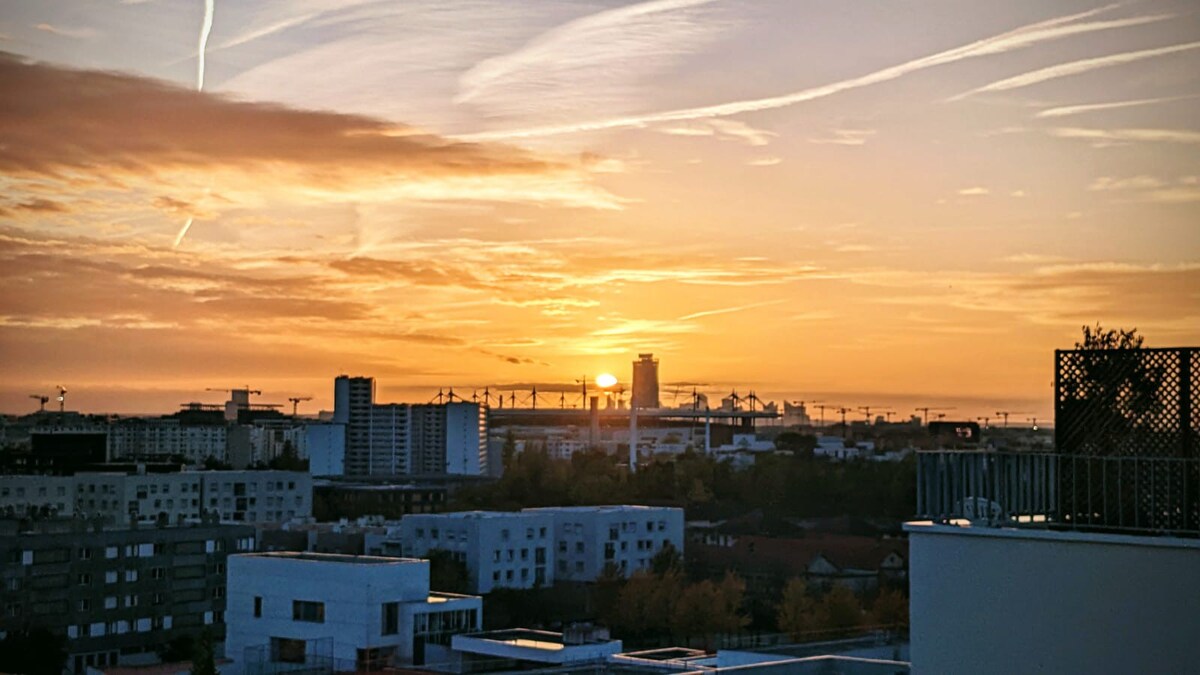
[{"x1": 907, "y1": 522, "x2": 1200, "y2": 675}]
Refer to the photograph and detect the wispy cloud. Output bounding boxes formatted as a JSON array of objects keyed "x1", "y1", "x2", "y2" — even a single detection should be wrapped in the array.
[
  {"x1": 456, "y1": 0, "x2": 724, "y2": 123},
  {"x1": 808, "y1": 129, "x2": 876, "y2": 146},
  {"x1": 747, "y1": 157, "x2": 782, "y2": 167},
  {"x1": 958, "y1": 187, "x2": 990, "y2": 196},
  {"x1": 677, "y1": 299, "x2": 785, "y2": 322},
  {"x1": 1036, "y1": 95, "x2": 1197, "y2": 118},
  {"x1": 459, "y1": 4, "x2": 1166, "y2": 140},
  {"x1": 34, "y1": 23, "x2": 99, "y2": 39},
  {"x1": 1050, "y1": 127, "x2": 1200, "y2": 146},
  {"x1": 950, "y1": 40, "x2": 1200, "y2": 101}
]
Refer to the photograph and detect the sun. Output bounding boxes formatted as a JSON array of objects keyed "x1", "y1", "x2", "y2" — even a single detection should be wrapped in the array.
[{"x1": 596, "y1": 373, "x2": 618, "y2": 388}]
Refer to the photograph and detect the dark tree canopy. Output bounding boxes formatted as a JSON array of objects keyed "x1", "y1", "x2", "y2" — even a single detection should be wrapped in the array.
[{"x1": 1076, "y1": 324, "x2": 1144, "y2": 350}]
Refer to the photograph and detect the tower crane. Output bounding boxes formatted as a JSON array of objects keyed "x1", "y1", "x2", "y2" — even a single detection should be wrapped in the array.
[
  {"x1": 815, "y1": 404, "x2": 834, "y2": 427},
  {"x1": 994, "y1": 411, "x2": 1029, "y2": 428},
  {"x1": 976, "y1": 415, "x2": 992, "y2": 429},
  {"x1": 29, "y1": 394, "x2": 49, "y2": 412},
  {"x1": 915, "y1": 406, "x2": 956, "y2": 426},
  {"x1": 858, "y1": 405, "x2": 891, "y2": 424},
  {"x1": 56, "y1": 385, "x2": 67, "y2": 413},
  {"x1": 288, "y1": 396, "x2": 312, "y2": 416},
  {"x1": 206, "y1": 387, "x2": 262, "y2": 396}
]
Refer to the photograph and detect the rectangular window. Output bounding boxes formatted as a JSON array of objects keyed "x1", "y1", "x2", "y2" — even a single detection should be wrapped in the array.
[
  {"x1": 381, "y1": 602, "x2": 399, "y2": 635},
  {"x1": 271, "y1": 637, "x2": 306, "y2": 664},
  {"x1": 254, "y1": 596, "x2": 262, "y2": 618},
  {"x1": 292, "y1": 600, "x2": 325, "y2": 623}
]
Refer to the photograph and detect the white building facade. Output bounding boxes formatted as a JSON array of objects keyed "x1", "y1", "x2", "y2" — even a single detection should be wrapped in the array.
[
  {"x1": 225, "y1": 552, "x2": 482, "y2": 672},
  {"x1": 524, "y1": 506, "x2": 685, "y2": 581},
  {"x1": 398, "y1": 511, "x2": 555, "y2": 593}
]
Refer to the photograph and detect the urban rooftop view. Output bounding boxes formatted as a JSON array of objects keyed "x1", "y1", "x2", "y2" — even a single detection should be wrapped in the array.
[{"x1": 1, "y1": 1, "x2": 1198, "y2": 674}]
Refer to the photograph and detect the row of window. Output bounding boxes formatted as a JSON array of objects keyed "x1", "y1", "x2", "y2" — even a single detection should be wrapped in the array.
[
  {"x1": 489, "y1": 547, "x2": 547, "y2": 564},
  {"x1": 61, "y1": 612, "x2": 219, "y2": 638}
]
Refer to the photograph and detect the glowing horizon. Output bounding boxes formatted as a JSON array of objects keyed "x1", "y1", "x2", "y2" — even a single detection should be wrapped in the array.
[{"x1": 1, "y1": 1, "x2": 1196, "y2": 423}]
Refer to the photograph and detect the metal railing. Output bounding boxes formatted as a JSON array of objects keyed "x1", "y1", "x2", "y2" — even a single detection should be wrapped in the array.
[{"x1": 916, "y1": 451, "x2": 1199, "y2": 537}]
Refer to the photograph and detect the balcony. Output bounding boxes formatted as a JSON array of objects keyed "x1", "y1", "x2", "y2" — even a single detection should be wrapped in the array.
[{"x1": 915, "y1": 450, "x2": 1199, "y2": 537}]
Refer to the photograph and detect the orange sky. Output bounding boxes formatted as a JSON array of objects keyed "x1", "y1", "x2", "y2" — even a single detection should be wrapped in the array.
[{"x1": 1, "y1": 1, "x2": 1198, "y2": 422}]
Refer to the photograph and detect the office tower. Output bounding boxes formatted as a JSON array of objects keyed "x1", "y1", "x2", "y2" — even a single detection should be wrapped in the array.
[{"x1": 631, "y1": 353, "x2": 660, "y2": 410}]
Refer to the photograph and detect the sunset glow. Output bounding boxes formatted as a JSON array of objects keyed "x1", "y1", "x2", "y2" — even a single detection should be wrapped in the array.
[{"x1": 1, "y1": 1, "x2": 1197, "y2": 421}]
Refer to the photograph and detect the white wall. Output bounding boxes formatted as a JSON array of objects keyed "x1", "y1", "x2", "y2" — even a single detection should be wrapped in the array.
[
  {"x1": 305, "y1": 423, "x2": 345, "y2": 476},
  {"x1": 907, "y1": 522, "x2": 1200, "y2": 675}
]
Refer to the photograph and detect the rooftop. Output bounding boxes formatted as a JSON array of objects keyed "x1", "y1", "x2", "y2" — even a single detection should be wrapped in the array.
[{"x1": 236, "y1": 551, "x2": 422, "y2": 565}]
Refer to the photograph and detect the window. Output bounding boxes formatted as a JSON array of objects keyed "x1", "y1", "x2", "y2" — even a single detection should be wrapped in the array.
[
  {"x1": 254, "y1": 596, "x2": 262, "y2": 618},
  {"x1": 526, "y1": 528, "x2": 534, "y2": 540},
  {"x1": 151, "y1": 567, "x2": 166, "y2": 580},
  {"x1": 79, "y1": 547, "x2": 92, "y2": 560},
  {"x1": 105, "y1": 570, "x2": 118, "y2": 584},
  {"x1": 500, "y1": 529, "x2": 509, "y2": 541},
  {"x1": 125, "y1": 570, "x2": 138, "y2": 582},
  {"x1": 381, "y1": 602, "x2": 399, "y2": 635},
  {"x1": 78, "y1": 573, "x2": 92, "y2": 586},
  {"x1": 292, "y1": 600, "x2": 325, "y2": 623},
  {"x1": 105, "y1": 546, "x2": 118, "y2": 559}
]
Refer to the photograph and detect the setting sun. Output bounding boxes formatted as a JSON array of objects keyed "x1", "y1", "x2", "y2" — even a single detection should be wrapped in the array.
[{"x1": 596, "y1": 373, "x2": 618, "y2": 389}]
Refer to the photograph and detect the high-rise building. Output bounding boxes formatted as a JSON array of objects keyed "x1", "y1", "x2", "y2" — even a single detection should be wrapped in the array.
[
  {"x1": 631, "y1": 353, "x2": 660, "y2": 410},
  {"x1": 334, "y1": 376, "x2": 375, "y2": 476},
  {"x1": 334, "y1": 376, "x2": 486, "y2": 477}
]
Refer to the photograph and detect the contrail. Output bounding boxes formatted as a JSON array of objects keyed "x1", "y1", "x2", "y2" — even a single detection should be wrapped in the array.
[
  {"x1": 174, "y1": 0, "x2": 214, "y2": 248},
  {"x1": 456, "y1": 5, "x2": 1168, "y2": 141},
  {"x1": 197, "y1": 0, "x2": 214, "y2": 92}
]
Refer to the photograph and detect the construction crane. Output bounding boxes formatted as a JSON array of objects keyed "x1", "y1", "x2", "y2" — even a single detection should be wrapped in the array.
[
  {"x1": 29, "y1": 394, "x2": 49, "y2": 412},
  {"x1": 815, "y1": 404, "x2": 835, "y2": 427},
  {"x1": 1027, "y1": 416, "x2": 1041, "y2": 431},
  {"x1": 574, "y1": 377, "x2": 589, "y2": 408},
  {"x1": 857, "y1": 405, "x2": 891, "y2": 424},
  {"x1": 56, "y1": 385, "x2": 67, "y2": 413},
  {"x1": 915, "y1": 406, "x2": 956, "y2": 426},
  {"x1": 288, "y1": 396, "x2": 312, "y2": 416},
  {"x1": 976, "y1": 415, "x2": 992, "y2": 429},
  {"x1": 206, "y1": 387, "x2": 262, "y2": 396},
  {"x1": 835, "y1": 406, "x2": 853, "y2": 436},
  {"x1": 994, "y1": 411, "x2": 1029, "y2": 428}
]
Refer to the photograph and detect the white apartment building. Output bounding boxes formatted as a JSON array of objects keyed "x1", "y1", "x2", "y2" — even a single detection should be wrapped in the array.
[
  {"x1": 398, "y1": 511, "x2": 555, "y2": 593},
  {"x1": 0, "y1": 470, "x2": 311, "y2": 526},
  {"x1": 523, "y1": 506, "x2": 685, "y2": 581},
  {"x1": 225, "y1": 552, "x2": 482, "y2": 672},
  {"x1": 305, "y1": 422, "x2": 346, "y2": 476}
]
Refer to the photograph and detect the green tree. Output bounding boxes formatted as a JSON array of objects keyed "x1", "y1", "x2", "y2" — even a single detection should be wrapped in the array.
[
  {"x1": 0, "y1": 628, "x2": 66, "y2": 675},
  {"x1": 774, "y1": 432, "x2": 817, "y2": 458},
  {"x1": 268, "y1": 440, "x2": 308, "y2": 471},
  {"x1": 190, "y1": 628, "x2": 217, "y2": 675},
  {"x1": 1076, "y1": 323, "x2": 1144, "y2": 350},
  {"x1": 777, "y1": 578, "x2": 818, "y2": 641},
  {"x1": 426, "y1": 549, "x2": 470, "y2": 594},
  {"x1": 650, "y1": 542, "x2": 683, "y2": 577},
  {"x1": 712, "y1": 571, "x2": 750, "y2": 637}
]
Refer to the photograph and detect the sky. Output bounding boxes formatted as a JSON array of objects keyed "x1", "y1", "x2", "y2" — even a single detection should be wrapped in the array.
[{"x1": 1, "y1": 0, "x2": 1198, "y2": 422}]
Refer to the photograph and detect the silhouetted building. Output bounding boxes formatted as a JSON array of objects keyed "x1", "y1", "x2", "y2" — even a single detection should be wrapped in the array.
[
  {"x1": 631, "y1": 353, "x2": 660, "y2": 410},
  {"x1": 30, "y1": 432, "x2": 108, "y2": 474}
]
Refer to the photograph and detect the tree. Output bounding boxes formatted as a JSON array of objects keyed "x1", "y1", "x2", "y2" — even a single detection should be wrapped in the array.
[
  {"x1": 650, "y1": 542, "x2": 683, "y2": 577},
  {"x1": 426, "y1": 549, "x2": 470, "y2": 594},
  {"x1": 777, "y1": 578, "x2": 818, "y2": 641},
  {"x1": 0, "y1": 628, "x2": 66, "y2": 675},
  {"x1": 816, "y1": 585, "x2": 863, "y2": 634},
  {"x1": 712, "y1": 571, "x2": 750, "y2": 637},
  {"x1": 774, "y1": 432, "x2": 817, "y2": 458},
  {"x1": 1076, "y1": 323, "x2": 1144, "y2": 350},
  {"x1": 501, "y1": 429, "x2": 517, "y2": 472},
  {"x1": 870, "y1": 587, "x2": 908, "y2": 631},
  {"x1": 190, "y1": 629, "x2": 217, "y2": 675},
  {"x1": 269, "y1": 440, "x2": 308, "y2": 471}
]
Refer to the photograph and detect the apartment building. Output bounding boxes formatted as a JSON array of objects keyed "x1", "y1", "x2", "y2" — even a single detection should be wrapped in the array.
[
  {"x1": 398, "y1": 511, "x2": 555, "y2": 593},
  {"x1": 0, "y1": 470, "x2": 311, "y2": 526},
  {"x1": 0, "y1": 518, "x2": 254, "y2": 674},
  {"x1": 524, "y1": 506, "x2": 685, "y2": 581}
]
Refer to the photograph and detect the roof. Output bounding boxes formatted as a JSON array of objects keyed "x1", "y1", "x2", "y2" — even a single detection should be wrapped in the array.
[
  {"x1": 691, "y1": 534, "x2": 907, "y2": 574},
  {"x1": 236, "y1": 551, "x2": 418, "y2": 565}
]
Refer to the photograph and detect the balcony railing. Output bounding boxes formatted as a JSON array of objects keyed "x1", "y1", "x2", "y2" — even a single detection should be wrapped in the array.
[{"x1": 916, "y1": 451, "x2": 1199, "y2": 537}]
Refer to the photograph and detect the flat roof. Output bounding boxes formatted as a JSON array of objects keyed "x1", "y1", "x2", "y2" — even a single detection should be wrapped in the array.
[
  {"x1": 236, "y1": 551, "x2": 423, "y2": 565},
  {"x1": 904, "y1": 521, "x2": 1200, "y2": 550},
  {"x1": 408, "y1": 510, "x2": 545, "y2": 520}
]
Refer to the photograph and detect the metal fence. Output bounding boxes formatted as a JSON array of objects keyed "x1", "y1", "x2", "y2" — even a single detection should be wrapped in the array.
[{"x1": 915, "y1": 451, "x2": 1199, "y2": 537}]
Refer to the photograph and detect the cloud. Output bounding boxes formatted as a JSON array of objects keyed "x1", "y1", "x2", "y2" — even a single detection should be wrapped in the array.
[
  {"x1": 808, "y1": 129, "x2": 876, "y2": 146},
  {"x1": 949, "y1": 41, "x2": 1200, "y2": 101},
  {"x1": 33, "y1": 23, "x2": 99, "y2": 39},
  {"x1": 1036, "y1": 95, "x2": 1197, "y2": 118},
  {"x1": 0, "y1": 52, "x2": 620, "y2": 214},
  {"x1": 958, "y1": 187, "x2": 990, "y2": 196},
  {"x1": 747, "y1": 157, "x2": 782, "y2": 167},
  {"x1": 455, "y1": 0, "x2": 724, "y2": 122},
  {"x1": 458, "y1": 4, "x2": 1167, "y2": 140},
  {"x1": 677, "y1": 299, "x2": 785, "y2": 322},
  {"x1": 1089, "y1": 176, "x2": 1165, "y2": 191},
  {"x1": 1050, "y1": 127, "x2": 1200, "y2": 146}
]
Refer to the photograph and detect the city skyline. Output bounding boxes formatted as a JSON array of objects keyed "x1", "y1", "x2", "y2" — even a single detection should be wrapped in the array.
[{"x1": 2, "y1": 1, "x2": 1198, "y2": 419}]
